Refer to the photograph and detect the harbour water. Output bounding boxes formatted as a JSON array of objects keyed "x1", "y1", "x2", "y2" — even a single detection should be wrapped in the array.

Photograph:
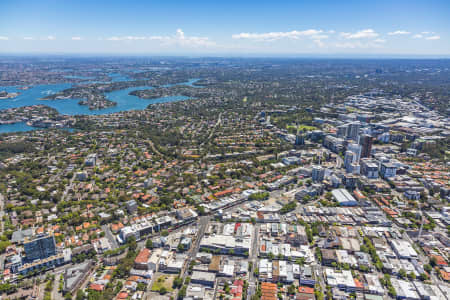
[{"x1": 0, "y1": 78, "x2": 200, "y2": 133}]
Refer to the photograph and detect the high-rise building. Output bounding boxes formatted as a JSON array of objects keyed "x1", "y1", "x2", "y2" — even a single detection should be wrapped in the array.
[
  {"x1": 344, "y1": 151, "x2": 354, "y2": 173},
  {"x1": 380, "y1": 163, "x2": 397, "y2": 179},
  {"x1": 311, "y1": 166, "x2": 325, "y2": 182},
  {"x1": 351, "y1": 163, "x2": 360, "y2": 175},
  {"x1": 359, "y1": 134, "x2": 373, "y2": 158},
  {"x1": 337, "y1": 125, "x2": 347, "y2": 138},
  {"x1": 347, "y1": 122, "x2": 360, "y2": 140},
  {"x1": 360, "y1": 158, "x2": 379, "y2": 179},
  {"x1": 347, "y1": 143, "x2": 361, "y2": 162},
  {"x1": 23, "y1": 235, "x2": 56, "y2": 262},
  {"x1": 295, "y1": 134, "x2": 305, "y2": 146}
]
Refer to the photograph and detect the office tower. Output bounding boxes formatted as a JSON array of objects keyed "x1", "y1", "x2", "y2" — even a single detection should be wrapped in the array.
[
  {"x1": 337, "y1": 125, "x2": 347, "y2": 138},
  {"x1": 295, "y1": 134, "x2": 305, "y2": 146},
  {"x1": 347, "y1": 122, "x2": 360, "y2": 140},
  {"x1": 360, "y1": 158, "x2": 379, "y2": 179},
  {"x1": 359, "y1": 134, "x2": 373, "y2": 158},
  {"x1": 312, "y1": 165, "x2": 325, "y2": 182},
  {"x1": 347, "y1": 143, "x2": 361, "y2": 162},
  {"x1": 380, "y1": 162, "x2": 397, "y2": 179},
  {"x1": 344, "y1": 151, "x2": 354, "y2": 173},
  {"x1": 23, "y1": 235, "x2": 56, "y2": 262}
]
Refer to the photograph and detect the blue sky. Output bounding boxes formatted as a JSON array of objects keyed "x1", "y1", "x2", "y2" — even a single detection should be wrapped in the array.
[{"x1": 0, "y1": 0, "x2": 449, "y2": 56}]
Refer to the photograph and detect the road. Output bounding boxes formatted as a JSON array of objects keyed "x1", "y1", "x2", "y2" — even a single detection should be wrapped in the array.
[
  {"x1": 61, "y1": 173, "x2": 76, "y2": 203},
  {"x1": 148, "y1": 140, "x2": 163, "y2": 157},
  {"x1": 201, "y1": 112, "x2": 222, "y2": 146},
  {"x1": 0, "y1": 192, "x2": 5, "y2": 234},
  {"x1": 181, "y1": 216, "x2": 210, "y2": 281},
  {"x1": 400, "y1": 227, "x2": 440, "y2": 284},
  {"x1": 102, "y1": 224, "x2": 119, "y2": 249},
  {"x1": 51, "y1": 273, "x2": 63, "y2": 300},
  {"x1": 0, "y1": 193, "x2": 5, "y2": 271},
  {"x1": 247, "y1": 223, "x2": 259, "y2": 300}
]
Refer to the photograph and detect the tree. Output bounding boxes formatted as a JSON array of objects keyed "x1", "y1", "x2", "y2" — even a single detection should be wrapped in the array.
[
  {"x1": 280, "y1": 201, "x2": 296, "y2": 214},
  {"x1": 419, "y1": 273, "x2": 429, "y2": 281},
  {"x1": 408, "y1": 272, "x2": 416, "y2": 280},
  {"x1": 146, "y1": 239, "x2": 153, "y2": 249},
  {"x1": 430, "y1": 256, "x2": 437, "y2": 267},
  {"x1": 76, "y1": 290, "x2": 84, "y2": 300},
  {"x1": 137, "y1": 282, "x2": 147, "y2": 291},
  {"x1": 126, "y1": 236, "x2": 137, "y2": 251},
  {"x1": 398, "y1": 269, "x2": 407, "y2": 279},
  {"x1": 173, "y1": 276, "x2": 183, "y2": 289},
  {"x1": 296, "y1": 257, "x2": 306, "y2": 266},
  {"x1": 178, "y1": 285, "x2": 187, "y2": 300},
  {"x1": 288, "y1": 284, "x2": 296, "y2": 295},
  {"x1": 224, "y1": 282, "x2": 230, "y2": 294}
]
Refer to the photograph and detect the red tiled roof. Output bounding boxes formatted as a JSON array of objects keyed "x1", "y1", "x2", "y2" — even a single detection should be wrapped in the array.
[
  {"x1": 298, "y1": 286, "x2": 314, "y2": 294},
  {"x1": 89, "y1": 283, "x2": 105, "y2": 291},
  {"x1": 135, "y1": 248, "x2": 150, "y2": 264}
]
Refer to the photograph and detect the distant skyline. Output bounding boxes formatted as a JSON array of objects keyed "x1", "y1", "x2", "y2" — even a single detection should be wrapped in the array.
[{"x1": 0, "y1": 0, "x2": 449, "y2": 57}]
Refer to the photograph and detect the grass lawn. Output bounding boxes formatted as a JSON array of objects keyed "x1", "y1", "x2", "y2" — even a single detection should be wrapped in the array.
[
  {"x1": 151, "y1": 275, "x2": 175, "y2": 293},
  {"x1": 286, "y1": 124, "x2": 318, "y2": 132}
]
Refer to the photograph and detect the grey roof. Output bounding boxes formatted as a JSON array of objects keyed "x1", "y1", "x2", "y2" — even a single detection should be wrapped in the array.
[{"x1": 11, "y1": 229, "x2": 33, "y2": 243}]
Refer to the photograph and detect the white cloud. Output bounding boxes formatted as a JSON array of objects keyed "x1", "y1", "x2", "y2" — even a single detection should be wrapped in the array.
[
  {"x1": 107, "y1": 36, "x2": 147, "y2": 41},
  {"x1": 43, "y1": 35, "x2": 56, "y2": 40},
  {"x1": 231, "y1": 29, "x2": 325, "y2": 41},
  {"x1": 374, "y1": 39, "x2": 386, "y2": 43},
  {"x1": 105, "y1": 29, "x2": 214, "y2": 47},
  {"x1": 173, "y1": 29, "x2": 215, "y2": 47},
  {"x1": 23, "y1": 37, "x2": 35, "y2": 40},
  {"x1": 0, "y1": 36, "x2": 8, "y2": 40},
  {"x1": 71, "y1": 36, "x2": 83, "y2": 41},
  {"x1": 412, "y1": 32, "x2": 440, "y2": 40},
  {"x1": 313, "y1": 39, "x2": 325, "y2": 48},
  {"x1": 335, "y1": 40, "x2": 384, "y2": 49},
  {"x1": 340, "y1": 29, "x2": 378, "y2": 39},
  {"x1": 388, "y1": 30, "x2": 410, "y2": 36},
  {"x1": 312, "y1": 34, "x2": 329, "y2": 40}
]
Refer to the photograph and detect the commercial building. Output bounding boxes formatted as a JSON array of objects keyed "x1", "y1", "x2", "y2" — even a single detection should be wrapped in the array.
[
  {"x1": 389, "y1": 240, "x2": 418, "y2": 260},
  {"x1": 324, "y1": 268, "x2": 356, "y2": 293},
  {"x1": 134, "y1": 248, "x2": 151, "y2": 270},
  {"x1": 359, "y1": 134, "x2": 373, "y2": 158},
  {"x1": 391, "y1": 279, "x2": 420, "y2": 300},
  {"x1": 380, "y1": 162, "x2": 397, "y2": 179},
  {"x1": 331, "y1": 189, "x2": 358, "y2": 206},
  {"x1": 360, "y1": 159, "x2": 379, "y2": 179},
  {"x1": 347, "y1": 143, "x2": 361, "y2": 162},
  {"x1": 191, "y1": 271, "x2": 216, "y2": 287},
  {"x1": 126, "y1": 200, "x2": 138, "y2": 214},
  {"x1": 200, "y1": 235, "x2": 251, "y2": 255},
  {"x1": 344, "y1": 151, "x2": 354, "y2": 173},
  {"x1": 23, "y1": 235, "x2": 56, "y2": 263},
  {"x1": 63, "y1": 260, "x2": 94, "y2": 293},
  {"x1": 312, "y1": 166, "x2": 325, "y2": 182}
]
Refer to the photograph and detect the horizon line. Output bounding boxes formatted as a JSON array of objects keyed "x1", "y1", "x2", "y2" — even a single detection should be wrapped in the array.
[{"x1": 0, "y1": 52, "x2": 450, "y2": 59}]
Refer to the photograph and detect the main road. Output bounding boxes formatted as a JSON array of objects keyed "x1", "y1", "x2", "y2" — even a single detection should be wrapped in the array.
[{"x1": 247, "y1": 223, "x2": 259, "y2": 300}]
